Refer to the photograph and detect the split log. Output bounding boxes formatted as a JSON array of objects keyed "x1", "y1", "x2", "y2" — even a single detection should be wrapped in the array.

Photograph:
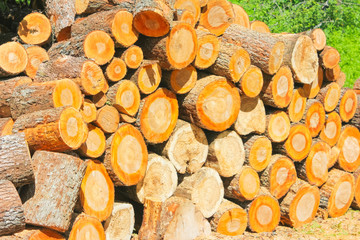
[
  {"x1": 0, "y1": 133, "x2": 33, "y2": 187},
  {"x1": 78, "y1": 124, "x2": 106, "y2": 158},
  {"x1": 24, "y1": 46, "x2": 49, "y2": 79},
  {"x1": 83, "y1": 30, "x2": 115, "y2": 65},
  {"x1": 238, "y1": 65, "x2": 263, "y2": 98},
  {"x1": 303, "y1": 65, "x2": 323, "y2": 99},
  {"x1": 287, "y1": 88, "x2": 307, "y2": 122},
  {"x1": 79, "y1": 160, "x2": 114, "y2": 222},
  {"x1": 265, "y1": 110, "x2": 291, "y2": 143},
  {"x1": 301, "y1": 28, "x2": 326, "y2": 51},
  {"x1": 325, "y1": 64, "x2": 341, "y2": 81},
  {"x1": 223, "y1": 24, "x2": 284, "y2": 75},
  {"x1": 233, "y1": 95, "x2": 266, "y2": 135},
  {"x1": 128, "y1": 60, "x2": 162, "y2": 94},
  {"x1": 0, "y1": 117, "x2": 14, "y2": 136},
  {"x1": 273, "y1": 123, "x2": 312, "y2": 162},
  {"x1": 137, "y1": 88, "x2": 178, "y2": 143},
  {"x1": 210, "y1": 199, "x2": 247, "y2": 236},
  {"x1": 151, "y1": 119, "x2": 208, "y2": 174},
  {"x1": 12, "y1": 107, "x2": 88, "y2": 152},
  {"x1": 193, "y1": 29, "x2": 220, "y2": 70},
  {"x1": 23, "y1": 151, "x2": 87, "y2": 232},
  {"x1": 106, "y1": 80, "x2": 140, "y2": 116},
  {"x1": 68, "y1": 214, "x2": 105, "y2": 240},
  {"x1": 162, "y1": 65, "x2": 197, "y2": 94},
  {"x1": 171, "y1": 0, "x2": 201, "y2": 22},
  {"x1": 280, "y1": 179, "x2": 320, "y2": 228},
  {"x1": 0, "y1": 180, "x2": 25, "y2": 236},
  {"x1": 243, "y1": 135, "x2": 272, "y2": 172},
  {"x1": 102, "y1": 123, "x2": 148, "y2": 186},
  {"x1": 120, "y1": 45, "x2": 143, "y2": 69},
  {"x1": 223, "y1": 166, "x2": 260, "y2": 202},
  {"x1": 261, "y1": 65, "x2": 294, "y2": 108},
  {"x1": 80, "y1": 99, "x2": 97, "y2": 123},
  {"x1": 205, "y1": 130, "x2": 245, "y2": 177},
  {"x1": 208, "y1": 40, "x2": 250, "y2": 83},
  {"x1": 18, "y1": 13, "x2": 51, "y2": 45},
  {"x1": 94, "y1": 105, "x2": 120, "y2": 134},
  {"x1": 315, "y1": 82, "x2": 341, "y2": 112},
  {"x1": 336, "y1": 88, "x2": 358, "y2": 123},
  {"x1": 105, "y1": 57, "x2": 127, "y2": 82},
  {"x1": 232, "y1": 4, "x2": 250, "y2": 28},
  {"x1": 351, "y1": 168, "x2": 360, "y2": 209},
  {"x1": 260, "y1": 154, "x2": 296, "y2": 199},
  {"x1": 104, "y1": 202, "x2": 134, "y2": 240},
  {"x1": 319, "y1": 46, "x2": 340, "y2": 69},
  {"x1": 250, "y1": 20, "x2": 270, "y2": 33},
  {"x1": 179, "y1": 75, "x2": 240, "y2": 132},
  {"x1": 319, "y1": 112, "x2": 342, "y2": 147},
  {"x1": 199, "y1": 0, "x2": 234, "y2": 36},
  {"x1": 0, "y1": 42, "x2": 28, "y2": 77},
  {"x1": 302, "y1": 99, "x2": 326, "y2": 137},
  {"x1": 319, "y1": 169, "x2": 355, "y2": 218},
  {"x1": 10, "y1": 79, "x2": 83, "y2": 119},
  {"x1": 174, "y1": 167, "x2": 224, "y2": 218},
  {"x1": 336, "y1": 125, "x2": 360, "y2": 172}
]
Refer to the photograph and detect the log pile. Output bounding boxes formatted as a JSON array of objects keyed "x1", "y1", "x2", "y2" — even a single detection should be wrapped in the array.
[{"x1": 0, "y1": 0, "x2": 359, "y2": 239}]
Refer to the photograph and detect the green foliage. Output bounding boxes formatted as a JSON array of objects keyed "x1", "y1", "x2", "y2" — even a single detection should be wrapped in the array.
[
  {"x1": 0, "y1": 0, "x2": 31, "y2": 12},
  {"x1": 231, "y1": 0, "x2": 360, "y2": 87}
]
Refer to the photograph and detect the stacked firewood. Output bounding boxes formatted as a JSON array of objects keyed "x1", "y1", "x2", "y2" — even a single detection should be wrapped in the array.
[{"x1": 0, "y1": 0, "x2": 359, "y2": 239}]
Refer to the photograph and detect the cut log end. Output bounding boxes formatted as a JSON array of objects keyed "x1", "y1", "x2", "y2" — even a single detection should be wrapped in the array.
[
  {"x1": 168, "y1": 65, "x2": 197, "y2": 94},
  {"x1": 321, "y1": 82, "x2": 341, "y2": 112},
  {"x1": 25, "y1": 46, "x2": 49, "y2": 79},
  {"x1": 319, "y1": 112, "x2": 342, "y2": 147},
  {"x1": 304, "y1": 100, "x2": 326, "y2": 137},
  {"x1": 133, "y1": 60, "x2": 162, "y2": 94},
  {"x1": 232, "y1": 4, "x2": 250, "y2": 28},
  {"x1": 288, "y1": 88, "x2": 307, "y2": 123},
  {"x1": 81, "y1": 99, "x2": 97, "y2": 123},
  {"x1": 309, "y1": 28, "x2": 326, "y2": 51},
  {"x1": 53, "y1": 79, "x2": 83, "y2": 110},
  {"x1": 250, "y1": 20, "x2": 271, "y2": 33},
  {"x1": 95, "y1": 105, "x2": 120, "y2": 134},
  {"x1": 320, "y1": 46, "x2": 340, "y2": 69},
  {"x1": 0, "y1": 42, "x2": 28, "y2": 77},
  {"x1": 121, "y1": 45, "x2": 143, "y2": 69},
  {"x1": 337, "y1": 125, "x2": 360, "y2": 172},
  {"x1": 303, "y1": 66, "x2": 323, "y2": 99},
  {"x1": 18, "y1": 12, "x2": 51, "y2": 45},
  {"x1": 194, "y1": 30, "x2": 220, "y2": 69},
  {"x1": 246, "y1": 136, "x2": 272, "y2": 172},
  {"x1": 267, "y1": 111, "x2": 291, "y2": 143},
  {"x1": 284, "y1": 124, "x2": 312, "y2": 161},
  {"x1": 104, "y1": 203, "x2": 134, "y2": 240},
  {"x1": 338, "y1": 89, "x2": 358, "y2": 122},
  {"x1": 81, "y1": 60, "x2": 106, "y2": 95},
  {"x1": 105, "y1": 58, "x2": 127, "y2": 82},
  {"x1": 84, "y1": 30, "x2": 115, "y2": 66},
  {"x1": 112, "y1": 10, "x2": 139, "y2": 48},
  {"x1": 69, "y1": 214, "x2": 106, "y2": 240},
  {"x1": 78, "y1": 124, "x2": 106, "y2": 158},
  {"x1": 108, "y1": 80, "x2": 141, "y2": 116},
  {"x1": 239, "y1": 65, "x2": 263, "y2": 98}
]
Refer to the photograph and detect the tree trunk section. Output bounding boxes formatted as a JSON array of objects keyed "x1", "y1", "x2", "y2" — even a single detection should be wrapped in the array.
[
  {"x1": 193, "y1": 29, "x2": 219, "y2": 69},
  {"x1": 0, "y1": 42, "x2": 28, "y2": 77},
  {"x1": 68, "y1": 213, "x2": 105, "y2": 240},
  {"x1": 319, "y1": 46, "x2": 340, "y2": 69},
  {"x1": 319, "y1": 112, "x2": 342, "y2": 147},
  {"x1": 78, "y1": 124, "x2": 106, "y2": 158},
  {"x1": 128, "y1": 60, "x2": 162, "y2": 94},
  {"x1": 18, "y1": 13, "x2": 51, "y2": 45},
  {"x1": 336, "y1": 125, "x2": 360, "y2": 172},
  {"x1": 265, "y1": 110, "x2": 291, "y2": 143},
  {"x1": 24, "y1": 46, "x2": 49, "y2": 79},
  {"x1": 94, "y1": 105, "x2": 120, "y2": 134},
  {"x1": 243, "y1": 135, "x2": 272, "y2": 172},
  {"x1": 162, "y1": 65, "x2": 197, "y2": 94},
  {"x1": 104, "y1": 202, "x2": 135, "y2": 240},
  {"x1": 301, "y1": 99, "x2": 326, "y2": 137},
  {"x1": 287, "y1": 88, "x2": 307, "y2": 123},
  {"x1": 303, "y1": 65, "x2": 323, "y2": 99},
  {"x1": 351, "y1": 168, "x2": 360, "y2": 209},
  {"x1": 336, "y1": 88, "x2": 358, "y2": 123},
  {"x1": 0, "y1": 117, "x2": 14, "y2": 136},
  {"x1": 250, "y1": 20, "x2": 270, "y2": 33},
  {"x1": 80, "y1": 99, "x2": 97, "y2": 123},
  {"x1": 315, "y1": 82, "x2": 341, "y2": 112},
  {"x1": 301, "y1": 28, "x2": 326, "y2": 51},
  {"x1": 238, "y1": 65, "x2": 263, "y2": 98}
]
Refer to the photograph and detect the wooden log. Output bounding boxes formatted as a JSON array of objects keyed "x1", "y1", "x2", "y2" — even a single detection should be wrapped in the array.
[
  {"x1": 133, "y1": 0, "x2": 173, "y2": 37},
  {"x1": 260, "y1": 154, "x2": 296, "y2": 199},
  {"x1": 243, "y1": 135, "x2": 272, "y2": 172},
  {"x1": 4, "y1": 228, "x2": 66, "y2": 240},
  {"x1": 250, "y1": 20, "x2": 270, "y2": 33},
  {"x1": 174, "y1": 9, "x2": 196, "y2": 27},
  {"x1": 238, "y1": 65, "x2": 263, "y2": 98},
  {"x1": 328, "y1": 145, "x2": 340, "y2": 169},
  {"x1": 0, "y1": 133, "x2": 33, "y2": 187},
  {"x1": 94, "y1": 105, "x2": 120, "y2": 134},
  {"x1": 273, "y1": 123, "x2": 312, "y2": 162},
  {"x1": 350, "y1": 95, "x2": 360, "y2": 126},
  {"x1": 325, "y1": 64, "x2": 341, "y2": 82},
  {"x1": 92, "y1": 92, "x2": 107, "y2": 108},
  {"x1": 205, "y1": 130, "x2": 245, "y2": 177},
  {"x1": 141, "y1": 22, "x2": 197, "y2": 70},
  {"x1": 319, "y1": 112, "x2": 342, "y2": 147},
  {"x1": 75, "y1": 0, "x2": 115, "y2": 14},
  {"x1": 128, "y1": 60, "x2": 162, "y2": 94},
  {"x1": 296, "y1": 140, "x2": 331, "y2": 186},
  {"x1": 261, "y1": 65, "x2": 294, "y2": 108},
  {"x1": 68, "y1": 214, "x2": 105, "y2": 240},
  {"x1": 12, "y1": 107, "x2": 88, "y2": 152},
  {"x1": 233, "y1": 95, "x2": 266, "y2": 135},
  {"x1": 137, "y1": 197, "x2": 162, "y2": 240},
  {"x1": 179, "y1": 75, "x2": 240, "y2": 132},
  {"x1": 137, "y1": 88, "x2": 178, "y2": 143},
  {"x1": 336, "y1": 88, "x2": 358, "y2": 123},
  {"x1": 162, "y1": 65, "x2": 197, "y2": 94},
  {"x1": 223, "y1": 24, "x2": 284, "y2": 75},
  {"x1": 23, "y1": 151, "x2": 87, "y2": 232},
  {"x1": 287, "y1": 88, "x2": 307, "y2": 123},
  {"x1": 0, "y1": 180, "x2": 25, "y2": 236},
  {"x1": 78, "y1": 124, "x2": 106, "y2": 158},
  {"x1": 47, "y1": 35, "x2": 86, "y2": 59},
  {"x1": 315, "y1": 82, "x2": 341, "y2": 112},
  {"x1": 265, "y1": 110, "x2": 291, "y2": 143},
  {"x1": 104, "y1": 202, "x2": 134, "y2": 240},
  {"x1": 336, "y1": 125, "x2": 360, "y2": 172},
  {"x1": 319, "y1": 46, "x2": 340, "y2": 69},
  {"x1": 174, "y1": 167, "x2": 224, "y2": 218},
  {"x1": 102, "y1": 123, "x2": 148, "y2": 186},
  {"x1": 0, "y1": 117, "x2": 14, "y2": 136},
  {"x1": 171, "y1": 0, "x2": 201, "y2": 22},
  {"x1": 209, "y1": 199, "x2": 247, "y2": 236},
  {"x1": 105, "y1": 57, "x2": 127, "y2": 82},
  {"x1": 80, "y1": 99, "x2": 97, "y2": 123},
  {"x1": 83, "y1": 30, "x2": 115, "y2": 65},
  {"x1": 151, "y1": 119, "x2": 208, "y2": 174},
  {"x1": 199, "y1": 0, "x2": 234, "y2": 36},
  {"x1": 193, "y1": 29, "x2": 220, "y2": 69},
  {"x1": 303, "y1": 65, "x2": 323, "y2": 99},
  {"x1": 223, "y1": 166, "x2": 260, "y2": 202},
  {"x1": 10, "y1": 80, "x2": 83, "y2": 119},
  {"x1": 301, "y1": 28, "x2": 326, "y2": 51},
  {"x1": 302, "y1": 99, "x2": 326, "y2": 137},
  {"x1": 24, "y1": 46, "x2": 49, "y2": 79},
  {"x1": 120, "y1": 113, "x2": 136, "y2": 123},
  {"x1": 208, "y1": 40, "x2": 250, "y2": 83},
  {"x1": 18, "y1": 13, "x2": 51, "y2": 45},
  {"x1": 280, "y1": 179, "x2": 320, "y2": 228},
  {"x1": 319, "y1": 169, "x2": 355, "y2": 218},
  {"x1": 119, "y1": 45, "x2": 143, "y2": 69},
  {"x1": 0, "y1": 42, "x2": 28, "y2": 77},
  {"x1": 351, "y1": 168, "x2": 360, "y2": 209},
  {"x1": 232, "y1": 4, "x2": 250, "y2": 28},
  {"x1": 335, "y1": 71, "x2": 346, "y2": 88}
]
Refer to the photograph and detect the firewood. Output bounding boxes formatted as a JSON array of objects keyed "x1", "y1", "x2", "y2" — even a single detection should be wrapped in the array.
[
  {"x1": 94, "y1": 105, "x2": 120, "y2": 134},
  {"x1": 80, "y1": 99, "x2": 97, "y2": 123},
  {"x1": 301, "y1": 99, "x2": 326, "y2": 137},
  {"x1": 104, "y1": 202, "x2": 134, "y2": 240},
  {"x1": 174, "y1": 167, "x2": 224, "y2": 218},
  {"x1": 78, "y1": 124, "x2": 106, "y2": 158},
  {"x1": 162, "y1": 65, "x2": 197, "y2": 94},
  {"x1": 102, "y1": 123, "x2": 148, "y2": 186},
  {"x1": 319, "y1": 112, "x2": 342, "y2": 146},
  {"x1": 151, "y1": 119, "x2": 208, "y2": 174},
  {"x1": 238, "y1": 65, "x2": 263, "y2": 98},
  {"x1": 83, "y1": 30, "x2": 115, "y2": 65},
  {"x1": 174, "y1": 9, "x2": 196, "y2": 27},
  {"x1": 0, "y1": 180, "x2": 25, "y2": 236},
  {"x1": 250, "y1": 20, "x2": 270, "y2": 33},
  {"x1": 351, "y1": 167, "x2": 360, "y2": 209},
  {"x1": 243, "y1": 135, "x2": 272, "y2": 172},
  {"x1": 170, "y1": 0, "x2": 201, "y2": 22},
  {"x1": 261, "y1": 65, "x2": 294, "y2": 108},
  {"x1": 179, "y1": 75, "x2": 240, "y2": 132},
  {"x1": 120, "y1": 113, "x2": 136, "y2": 123},
  {"x1": 265, "y1": 110, "x2": 291, "y2": 143},
  {"x1": 319, "y1": 169, "x2": 355, "y2": 218},
  {"x1": 205, "y1": 130, "x2": 245, "y2": 177},
  {"x1": 335, "y1": 71, "x2": 346, "y2": 88},
  {"x1": 287, "y1": 88, "x2": 307, "y2": 122},
  {"x1": 10, "y1": 80, "x2": 83, "y2": 119},
  {"x1": 315, "y1": 82, "x2": 341, "y2": 112},
  {"x1": 223, "y1": 166, "x2": 260, "y2": 202},
  {"x1": 106, "y1": 80, "x2": 140, "y2": 116},
  {"x1": 223, "y1": 24, "x2": 285, "y2": 75},
  {"x1": 23, "y1": 151, "x2": 87, "y2": 232},
  {"x1": 280, "y1": 179, "x2": 320, "y2": 228},
  {"x1": 75, "y1": 0, "x2": 116, "y2": 14},
  {"x1": 24, "y1": 46, "x2": 49, "y2": 79},
  {"x1": 12, "y1": 107, "x2": 88, "y2": 152},
  {"x1": 193, "y1": 29, "x2": 220, "y2": 69},
  {"x1": 105, "y1": 57, "x2": 127, "y2": 82},
  {"x1": 301, "y1": 28, "x2": 326, "y2": 51},
  {"x1": 319, "y1": 46, "x2": 340, "y2": 69},
  {"x1": 5, "y1": 228, "x2": 66, "y2": 240},
  {"x1": 18, "y1": 13, "x2": 51, "y2": 45},
  {"x1": 0, "y1": 117, "x2": 14, "y2": 136},
  {"x1": 232, "y1": 4, "x2": 250, "y2": 28},
  {"x1": 350, "y1": 95, "x2": 360, "y2": 126},
  {"x1": 336, "y1": 125, "x2": 360, "y2": 172},
  {"x1": 233, "y1": 95, "x2": 266, "y2": 135},
  {"x1": 336, "y1": 88, "x2": 358, "y2": 123},
  {"x1": 325, "y1": 64, "x2": 341, "y2": 81},
  {"x1": 199, "y1": 0, "x2": 234, "y2": 36},
  {"x1": 303, "y1": 65, "x2": 324, "y2": 99},
  {"x1": 128, "y1": 60, "x2": 162, "y2": 94},
  {"x1": 0, "y1": 42, "x2": 28, "y2": 77},
  {"x1": 68, "y1": 213, "x2": 105, "y2": 240},
  {"x1": 47, "y1": 36, "x2": 86, "y2": 59},
  {"x1": 92, "y1": 91, "x2": 108, "y2": 108},
  {"x1": 137, "y1": 197, "x2": 162, "y2": 240},
  {"x1": 328, "y1": 145, "x2": 340, "y2": 169},
  {"x1": 209, "y1": 199, "x2": 247, "y2": 236},
  {"x1": 120, "y1": 45, "x2": 143, "y2": 69}
]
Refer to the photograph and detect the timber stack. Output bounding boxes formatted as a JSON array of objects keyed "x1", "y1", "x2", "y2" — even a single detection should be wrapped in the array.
[{"x1": 0, "y1": 0, "x2": 359, "y2": 239}]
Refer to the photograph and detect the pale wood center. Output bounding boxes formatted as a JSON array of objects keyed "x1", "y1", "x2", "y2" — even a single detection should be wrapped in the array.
[
  {"x1": 277, "y1": 76, "x2": 289, "y2": 97},
  {"x1": 327, "y1": 88, "x2": 339, "y2": 108},
  {"x1": 294, "y1": 97, "x2": 303, "y2": 114},
  {"x1": 234, "y1": 57, "x2": 245, "y2": 75},
  {"x1": 87, "y1": 69, "x2": 100, "y2": 85},
  {"x1": 66, "y1": 117, "x2": 78, "y2": 137},
  {"x1": 272, "y1": 116, "x2": 287, "y2": 137},
  {"x1": 324, "y1": 121, "x2": 337, "y2": 139},
  {"x1": 120, "y1": 90, "x2": 134, "y2": 109},
  {"x1": 345, "y1": 98, "x2": 354, "y2": 113},
  {"x1": 292, "y1": 133, "x2": 306, "y2": 152},
  {"x1": 30, "y1": 57, "x2": 41, "y2": 67},
  {"x1": 194, "y1": 177, "x2": 221, "y2": 215},
  {"x1": 296, "y1": 192, "x2": 315, "y2": 222},
  {"x1": 86, "y1": 130, "x2": 101, "y2": 152},
  {"x1": 77, "y1": 223, "x2": 101, "y2": 240},
  {"x1": 226, "y1": 219, "x2": 241, "y2": 233},
  {"x1": 145, "y1": 18, "x2": 160, "y2": 30},
  {"x1": 271, "y1": 46, "x2": 283, "y2": 72},
  {"x1": 335, "y1": 181, "x2": 352, "y2": 209},
  {"x1": 169, "y1": 28, "x2": 194, "y2": 63},
  {"x1": 96, "y1": 42, "x2": 106, "y2": 54},
  {"x1": 117, "y1": 135, "x2": 142, "y2": 174},
  {"x1": 147, "y1": 98, "x2": 172, "y2": 133},
  {"x1": 142, "y1": 161, "x2": 172, "y2": 200},
  {"x1": 130, "y1": 54, "x2": 137, "y2": 62},
  {"x1": 60, "y1": 88, "x2": 74, "y2": 106},
  {"x1": 203, "y1": 87, "x2": 233, "y2": 123},
  {"x1": 312, "y1": 151, "x2": 327, "y2": 177},
  {"x1": 8, "y1": 52, "x2": 19, "y2": 64},
  {"x1": 215, "y1": 134, "x2": 243, "y2": 172},
  {"x1": 121, "y1": 23, "x2": 130, "y2": 34},
  {"x1": 242, "y1": 173, "x2": 257, "y2": 196},
  {"x1": 256, "y1": 147, "x2": 267, "y2": 163},
  {"x1": 256, "y1": 205, "x2": 273, "y2": 225},
  {"x1": 199, "y1": 43, "x2": 214, "y2": 60},
  {"x1": 29, "y1": 25, "x2": 40, "y2": 36},
  {"x1": 276, "y1": 167, "x2": 289, "y2": 185},
  {"x1": 114, "y1": 66, "x2": 122, "y2": 74},
  {"x1": 83, "y1": 105, "x2": 91, "y2": 116},
  {"x1": 343, "y1": 136, "x2": 360, "y2": 163},
  {"x1": 84, "y1": 170, "x2": 109, "y2": 212},
  {"x1": 309, "y1": 112, "x2": 320, "y2": 128},
  {"x1": 207, "y1": 6, "x2": 227, "y2": 28}
]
